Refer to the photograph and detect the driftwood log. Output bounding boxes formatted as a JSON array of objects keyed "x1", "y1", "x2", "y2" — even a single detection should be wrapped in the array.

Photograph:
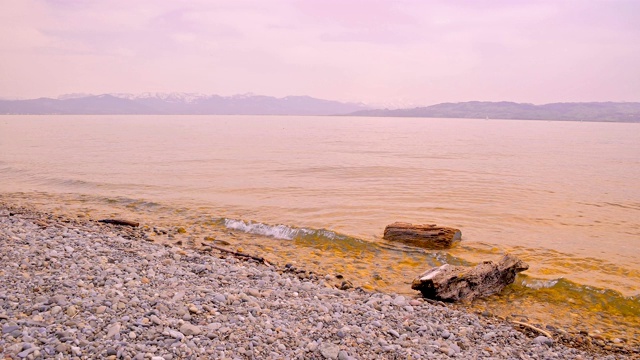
[
  {"x1": 98, "y1": 219, "x2": 140, "y2": 227},
  {"x1": 383, "y1": 222, "x2": 461, "y2": 249},
  {"x1": 203, "y1": 245, "x2": 271, "y2": 266},
  {"x1": 411, "y1": 254, "x2": 529, "y2": 302}
]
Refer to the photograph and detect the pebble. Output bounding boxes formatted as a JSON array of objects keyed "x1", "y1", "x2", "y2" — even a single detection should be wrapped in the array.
[
  {"x1": 106, "y1": 323, "x2": 121, "y2": 339},
  {"x1": 319, "y1": 342, "x2": 341, "y2": 359},
  {"x1": 168, "y1": 329, "x2": 185, "y2": 340},
  {"x1": 180, "y1": 323, "x2": 202, "y2": 336},
  {"x1": 533, "y1": 335, "x2": 554, "y2": 346},
  {"x1": 150, "y1": 314, "x2": 163, "y2": 325},
  {"x1": 393, "y1": 295, "x2": 406, "y2": 306},
  {"x1": 483, "y1": 331, "x2": 496, "y2": 341},
  {"x1": 2, "y1": 325, "x2": 19, "y2": 333},
  {"x1": 66, "y1": 305, "x2": 78, "y2": 317}
]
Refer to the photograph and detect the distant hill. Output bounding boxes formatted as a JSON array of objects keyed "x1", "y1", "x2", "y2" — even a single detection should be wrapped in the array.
[
  {"x1": 2, "y1": 95, "x2": 639, "y2": 122},
  {"x1": 348, "y1": 101, "x2": 640, "y2": 122},
  {"x1": 0, "y1": 93, "x2": 368, "y2": 116}
]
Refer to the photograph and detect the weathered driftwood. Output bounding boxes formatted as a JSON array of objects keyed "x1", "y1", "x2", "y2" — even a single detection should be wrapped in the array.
[
  {"x1": 511, "y1": 321, "x2": 553, "y2": 339},
  {"x1": 411, "y1": 254, "x2": 529, "y2": 302},
  {"x1": 203, "y1": 245, "x2": 271, "y2": 266},
  {"x1": 98, "y1": 219, "x2": 140, "y2": 227},
  {"x1": 383, "y1": 222, "x2": 461, "y2": 249}
]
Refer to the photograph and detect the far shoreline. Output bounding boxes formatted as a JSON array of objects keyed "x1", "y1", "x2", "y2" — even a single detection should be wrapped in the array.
[{"x1": 1, "y1": 113, "x2": 639, "y2": 124}]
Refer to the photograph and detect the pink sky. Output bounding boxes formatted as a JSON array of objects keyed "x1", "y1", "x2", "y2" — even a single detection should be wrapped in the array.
[{"x1": 1, "y1": 0, "x2": 638, "y2": 106}]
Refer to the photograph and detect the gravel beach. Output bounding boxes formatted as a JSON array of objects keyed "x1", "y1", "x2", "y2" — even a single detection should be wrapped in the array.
[{"x1": 0, "y1": 205, "x2": 633, "y2": 359}]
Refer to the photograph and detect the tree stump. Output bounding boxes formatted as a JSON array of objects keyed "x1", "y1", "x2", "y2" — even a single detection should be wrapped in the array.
[
  {"x1": 411, "y1": 254, "x2": 529, "y2": 302},
  {"x1": 383, "y1": 222, "x2": 461, "y2": 249}
]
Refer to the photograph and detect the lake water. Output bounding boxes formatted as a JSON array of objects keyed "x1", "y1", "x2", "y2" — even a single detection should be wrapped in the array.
[{"x1": 1, "y1": 115, "x2": 639, "y2": 341}]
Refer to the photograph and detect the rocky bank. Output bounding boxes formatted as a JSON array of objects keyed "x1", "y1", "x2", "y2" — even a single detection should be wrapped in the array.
[{"x1": 0, "y1": 206, "x2": 632, "y2": 359}]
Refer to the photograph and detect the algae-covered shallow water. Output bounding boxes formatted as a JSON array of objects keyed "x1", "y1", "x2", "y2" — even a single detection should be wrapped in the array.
[{"x1": 1, "y1": 115, "x2": 638, "y2": 342}]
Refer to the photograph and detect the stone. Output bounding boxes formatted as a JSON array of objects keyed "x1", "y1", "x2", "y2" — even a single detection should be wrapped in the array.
[
  {"x1": 71, "y1": 346, "x2": 81, "y2": 356},
  {"x1": 392, "y1": 295, "x2": 406, "y2": 306},
  {"x1": 533, "y1": 336, "x2": 553, "y2": 346},
  {"x1": 168, "y1": 329, "x2": 185, "y2": 340},
  {"x1": 411, "y1": 254, "x2": 529, "y2": 301},
  {"x1": 106, "y1": 323, "x2": 121, "y2": 339},
  {"x1": 483, "y1": 332, "x2": 496, "y2": 341},
  {"x1": 319, "y1": 342, "x2": 340, "y2": 359},
  {"x1": 17, "y1": 347, "x2": 38, "y2": 358},
  {"x1": 307, "y1": 341, "x2": 319, "y2": 352},
  {"x1": 180, "y1": 323, "x2": 202, "y2": 336},
  {"x1": 55, "y1": 344, "x2": 70, "y2": 353},
  {"x1": 66, "y1": 305, "x2": 78, "y2": 317},
  {"x1": 383, "y1": 222, "x2": 461, "y2": 249},
  {"x1": 150, "y1": 314, "x2": 163, "y2": 325},
  {"x1": 2, "y1": 325, "x2": 19, "y2": 333}
]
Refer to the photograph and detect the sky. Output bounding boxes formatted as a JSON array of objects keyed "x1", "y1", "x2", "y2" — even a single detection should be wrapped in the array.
[{"x1": 1, "y1": 0, "x2": 639, "y2": 107}]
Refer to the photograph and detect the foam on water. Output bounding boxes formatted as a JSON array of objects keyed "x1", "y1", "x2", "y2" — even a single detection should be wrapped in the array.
[
  {"x1": 221, "y1": 218, "x2": 344, "y2": 242},
  {"x1": 522, "y1": 278, "x2": 560, "y2": 290}
]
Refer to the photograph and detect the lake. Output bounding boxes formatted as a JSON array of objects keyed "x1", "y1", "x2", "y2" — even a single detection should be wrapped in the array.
[{"x1": 1, "y1": 115, "x2": 638, "y2": 341}]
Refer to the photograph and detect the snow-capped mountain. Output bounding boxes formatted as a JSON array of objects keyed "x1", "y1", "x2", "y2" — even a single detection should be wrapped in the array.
[
  {"x1": 108, "y1": 92, "x2": 209, "y2": 103},
  {"x1": 1, "y1": 93, "x2": 370, "y2": 115}
]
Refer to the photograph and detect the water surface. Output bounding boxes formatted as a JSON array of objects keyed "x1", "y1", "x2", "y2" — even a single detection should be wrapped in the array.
[{"x1": 1, "y1": 115, "x2": 638, "y2": 341}]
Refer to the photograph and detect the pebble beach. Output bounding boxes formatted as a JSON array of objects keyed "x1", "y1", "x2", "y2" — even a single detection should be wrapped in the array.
[{"x1": 0, "y1": 203, "x2": 635, "y2": 359}]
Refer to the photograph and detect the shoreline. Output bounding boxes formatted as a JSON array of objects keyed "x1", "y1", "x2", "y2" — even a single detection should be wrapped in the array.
[{"x1": 0, "y1": 201, "x2": 636, "y2": 359}]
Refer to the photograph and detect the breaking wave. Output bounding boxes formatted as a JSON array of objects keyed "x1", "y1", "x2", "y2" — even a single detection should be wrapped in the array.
[{"x1": 220, "y1": 218, "x2": 347, "y2": 242}]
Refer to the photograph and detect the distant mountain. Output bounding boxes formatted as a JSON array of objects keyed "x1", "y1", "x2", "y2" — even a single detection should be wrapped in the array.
[
  {"x1": 3, "y1": 96, "x2": 639, "y2": 122},
  {"x1": 0, "y1": 93, "x2": 369, "y2": 116},
  {"x1": 348, "y1": 101, "x2": 640, "y2": 122}
]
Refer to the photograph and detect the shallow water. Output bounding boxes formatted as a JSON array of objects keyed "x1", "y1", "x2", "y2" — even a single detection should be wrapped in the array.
[{"x1": 1, "y1": 115, "x2": 638, "y2": 341}]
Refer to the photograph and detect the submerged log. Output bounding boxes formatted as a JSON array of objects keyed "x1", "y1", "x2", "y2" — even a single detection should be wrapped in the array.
[
  {"x1": 411, "y1": 254, "x2": 529, "y2": 302},
  {"x1": 98, "y1": 219, "x2": 140, "y2": 227},
  {"x1": 383, "y1": 222, "x2": 461, "y2": 249}
]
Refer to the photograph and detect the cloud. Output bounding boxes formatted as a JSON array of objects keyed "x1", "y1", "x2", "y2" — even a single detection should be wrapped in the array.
[{"x1": 0, "y1": 0, "x2": 638, "y2": 104}]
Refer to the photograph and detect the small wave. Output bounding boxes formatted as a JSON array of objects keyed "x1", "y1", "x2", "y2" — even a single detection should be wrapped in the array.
[
  {"x1": 221, "y1": 218, "x2": 345, "y2": 241},
  {"x1": 521, "y1": 278, "x2": 560, "y2": 290},
  {"x1": 603, "y1": 202, "x2": 640, "y2": 211},
  {"x1": 56, "y1": 178, "x2": 96, "y2": 188},
  {"x1": 515, "y1": 276, "x2": 639, "y2": 316}
]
